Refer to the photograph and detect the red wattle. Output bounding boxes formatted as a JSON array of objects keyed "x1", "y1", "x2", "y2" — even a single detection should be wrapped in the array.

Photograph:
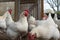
[{"x1": 8, "y1": 9, "x2": 12, "y2": 14}]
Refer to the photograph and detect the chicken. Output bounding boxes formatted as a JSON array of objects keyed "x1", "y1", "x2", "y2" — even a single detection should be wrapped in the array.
[
  {"x1": 37, "y1": 13, "x2": 58, "y2": 27},
  {"x1": 45, "y1": 13, "x2": 58, "y2": 28},
  {"x1": 42, "y1": 13, "x2": 48, "y2": 20},
  {"x1": 36, "y1": 20, "x2": 47, "y2": 26},
  {"x1": 0, "y1": 11, "x2": 7, "y2": 30},
  {"x1": 54, "y1": 14, "x2": 60, "y2": 29},
  {"x1": 28, "y1": 15, "x2": 36, "y2": 31},
  {"x1": 28, "y1": 13, "x2": 59, "y2": 40},
  {"x1": 28, "y1": 14, "x2": 48, "y2": 31},
  {"x1": 6, "y1": 9, "x2": 14, "y2": 27},
  {"x1": 36, "y1": 14, "x2": 48, "y2": 26},
  {"x1": 5, "y1": 9, "x2": 29, "y2": 40}
]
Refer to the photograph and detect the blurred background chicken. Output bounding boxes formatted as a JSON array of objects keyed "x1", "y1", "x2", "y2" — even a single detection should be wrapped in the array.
[{"x1": 28, "y1": 15, "x2": 36, "y2": 31}]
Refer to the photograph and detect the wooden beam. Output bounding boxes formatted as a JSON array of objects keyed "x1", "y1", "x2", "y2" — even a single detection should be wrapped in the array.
[
  {"x1": 37, "y1": 0, "x2": 41, "y2": 20},
  {"x1": 18, "y1": 0, "x2": 20, "y2": 20},
  {"x1": 20, "y1": 0, "x2": 37, "y2": 4},
  {"x1": 0, "y1": 0, "x2": 37, "y2": 3},
  {"x1": 37, "y1": 0, "x2": 44, "y2": 20},
  {"x1": 14, "y1": 0, "x2": 20, "y2": 21},
  {"x1": 0, "y1": 0, "x2": 14, "y2": 2},
  {"x1": 14, "y1": 0, "x2": 18, "y2": 21},
  {"x1": 41, "y1": 0, "x2": 44, "y2": 19}
]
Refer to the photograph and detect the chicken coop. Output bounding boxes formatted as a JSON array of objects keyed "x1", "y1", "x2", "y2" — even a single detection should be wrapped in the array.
[
  {"x1": 0, "y1": 0, "x2": 60, "y2": 40},
  {"x1": 0, "y1": 0, "x2": 44, "y2": 40},
  {"x1": 0, "y1": 0, "x2": 44, "y2": 21}
]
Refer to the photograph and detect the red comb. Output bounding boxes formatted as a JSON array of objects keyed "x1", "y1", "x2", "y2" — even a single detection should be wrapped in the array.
[
  {"x1": 24, "y1": 9, "x2": 29, "y2": 17},
  {"x1": 24, "y1": 9, "x2": 29, "y2": 13},
  {"x1": 8, "y1": 9, "x2": 12, "y2": 14}
]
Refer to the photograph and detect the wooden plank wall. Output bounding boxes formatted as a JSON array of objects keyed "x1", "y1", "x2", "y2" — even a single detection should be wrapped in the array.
[
  {"x1": 0, "y1": 2, "x2": 15, "y2": 19},
  {"x1": 20, "y1": 0, "x2": 37, "y2": 4},
  {"x1": 0, "y1": 0, "x2": 44, "y2": 20},
  {"x1": 0, "y1": 0, "x2": 14, "y2": 2},
  {"x1": 20, "y1": 3, "x2": 38, "y2": 19}
]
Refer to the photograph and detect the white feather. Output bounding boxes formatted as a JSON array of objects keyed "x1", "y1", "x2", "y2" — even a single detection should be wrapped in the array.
[
  {"x1": 54, "y1": 14, "x2": 60, "y2": 29},
  {"x1": 30, "y1": 13, "x2": 59, "y2": 40},
  {"x1": 28, "y1": 16, "x2": 36, "y2": 30},
  {"x1": 6, "y1": 11, "x2": 28, "y2": 39}
]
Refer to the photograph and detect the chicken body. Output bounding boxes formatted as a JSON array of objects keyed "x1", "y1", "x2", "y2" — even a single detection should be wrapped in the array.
[
  {"x1": 28, "y1": 13, "x2": 59, "y2": 40},
  {"x1": 54, "y1": 14, "x2": 60, "y2": 29},
  {"x1": 6, "y1": 10, "x2": 28, "y2": 39},
  {"x1": 28, "y1": 16, "x2": 36, "y2": 31},
  {"x1": 0, "y1": 11, "x2": 8, "y2": 30}
]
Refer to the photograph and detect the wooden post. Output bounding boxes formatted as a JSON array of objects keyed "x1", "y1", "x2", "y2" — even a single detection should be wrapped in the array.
[
  {"x1": 37, "y1": 0, "x2": 44, "y2": 20},
  {"x1": 41, "y1": 0, "x2": 44, "y2": 19},
  {"x1": 37, "y1": 0, "x2": 40, "y2": 20},
  {"x1": 14, "y1": 0, "x2": 18, "y2": 21},
  {"x1": 15, "y1": 0, "x2": 20, "y2": 21},
  {"x1": 18, "y1": 0, "x2": 20, "y2": 20}
]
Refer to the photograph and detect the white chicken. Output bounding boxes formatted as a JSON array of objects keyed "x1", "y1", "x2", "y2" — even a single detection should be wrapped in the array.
[
  {"x1": 36, "y1": 14, "x2": 48, "y2": 26},
  {"x1": 28, "y1": 13, "x2": 59, "y2": 40},
  {"x1": 54, "y1": 14, "x2": 60, "y2": 29},
  {"x1": 28, "y1": 14, "x2": 48, "y2": 30},
  {"x1": 42, "y1": 13, "x2": 48, "y2": 20},
  {"x1": 28, "y1": 15, "x2": 36, "y2": 31},
  {"x1": 5, "y1": 9, "x2": 29, "y2": 39},
  {"x1": 45, "y1": 13, "x2": 58, "y2": 28},
  {"x1": 0, "y1": 12, "x2": 7, "y2": 30},
  {"x1": 36, "y1": 13, "x2": 58, "y2": 27}
]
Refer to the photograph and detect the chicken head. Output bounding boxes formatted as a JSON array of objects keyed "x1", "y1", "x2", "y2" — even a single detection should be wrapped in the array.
[
  {"x1": 24, "y1": 9, "x2": 29, "y2": 17},
  {"x1": 28, "y1": 32, "x2": 36, "y2": 40},
  {"x1": 8, "y1": 9, "x2": 12, "y2": 14}
]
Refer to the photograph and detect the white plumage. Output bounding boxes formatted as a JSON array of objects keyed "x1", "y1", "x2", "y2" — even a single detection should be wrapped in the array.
[
  {"x1": 29, "y1": 13, "x2": 59, "y2": 40},
  {"x1": 54, "y1": 14, "x2": 60, "y2": 29},
  {"x1": 30, "y1": 25, "x2": 59, "y2": 40},
  {"x1": 28, "y1": 15, "x2": 36, "y2": 30},
  {"x1": 6, "y1": 10, "x2": 28, "y2": 39},
  {"x1": 0, "y1": 11, "x2": 7, "y2": 29},
  {"x1": 36, "y1": 13, "x2": 58, "y2": 27}
]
